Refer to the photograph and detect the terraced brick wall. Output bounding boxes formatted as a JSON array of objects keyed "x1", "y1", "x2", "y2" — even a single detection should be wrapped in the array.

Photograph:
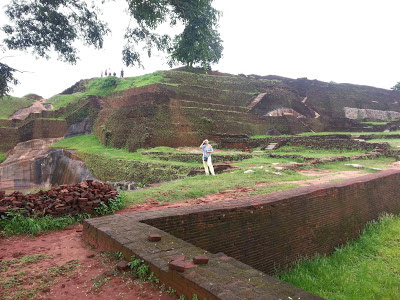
[{"x1": 0, "y1": 128, "x2": 19, "y2": 152}]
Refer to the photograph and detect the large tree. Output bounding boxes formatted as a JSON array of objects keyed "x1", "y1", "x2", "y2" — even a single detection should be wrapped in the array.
[{"x1": 1, "y1": 0, "x2": 223, "y2": 97}]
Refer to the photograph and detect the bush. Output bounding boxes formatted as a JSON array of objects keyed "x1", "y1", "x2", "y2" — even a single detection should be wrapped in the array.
[
  {"x1": 94, "y1": 194, "x2": 125, "y2": 216},
  {"x1": 101, "y1": 76, "x2": 120, "y2": 89}
]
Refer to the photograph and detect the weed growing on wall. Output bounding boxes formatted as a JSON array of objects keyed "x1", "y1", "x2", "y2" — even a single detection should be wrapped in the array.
[
  {"x1": 128, "y1": 257, "x2": 149, "y2": 280},
  {"x1": 127, "y1": 256, "x2": 187, "y2": 296},
  {"x1": 0, "y1": 153, "x2": 5, "y2": 163}
]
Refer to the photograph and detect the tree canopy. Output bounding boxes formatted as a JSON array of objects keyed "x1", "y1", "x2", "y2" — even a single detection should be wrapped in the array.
[
  {"x1": 391, "y1": 82, "x2": 400, "y2": 91},
  {"x1": 1, "y1": 0, "x2": 223, "y2": 97}
]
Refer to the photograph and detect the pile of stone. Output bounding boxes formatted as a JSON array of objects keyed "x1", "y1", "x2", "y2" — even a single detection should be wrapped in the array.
[{"x1": 0, "y1": 180, "x2": 118, "y2": 217}]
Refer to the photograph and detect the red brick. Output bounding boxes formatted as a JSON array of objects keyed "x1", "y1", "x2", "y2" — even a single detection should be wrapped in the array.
[
  {"x1": 169, "y1": 260, "x2": 196, "y2": 272},
  {"x1": 116, "y1": 260, "x2": 130, "y2": 271},
  {"x1": 193, "y1": 256, "x2": 209, "y2": 265},
  {"x1": 148, "y1": 234, "x2": 161, "y2": 242}
]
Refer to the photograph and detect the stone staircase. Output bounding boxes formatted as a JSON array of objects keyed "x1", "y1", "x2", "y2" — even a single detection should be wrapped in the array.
[
  {"x1": 247, "y1": 93, "x2": 267, "y2": 111},
  {"x1": 264, "y1": 143, "x2": 279, "y2": 150}
]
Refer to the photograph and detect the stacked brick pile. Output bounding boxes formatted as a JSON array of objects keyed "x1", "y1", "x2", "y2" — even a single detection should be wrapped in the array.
[{"x1": 0, "y1": 181, "x2": 118, "y2": 217}]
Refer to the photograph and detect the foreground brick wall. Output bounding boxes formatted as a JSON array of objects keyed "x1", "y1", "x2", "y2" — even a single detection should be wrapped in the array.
[
  {"x1": 143, "y1": 169, "x2": 400, "y2": 275},
  {"x1": 84, "y1": 170, "x2": 400, "y2": 299}
]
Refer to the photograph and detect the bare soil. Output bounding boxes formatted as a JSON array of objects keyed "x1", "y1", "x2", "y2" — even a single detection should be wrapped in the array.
[
  {"x1": 2, "y1": 166, "x2": 399, "y2": 299},
  {"x1": 0, "y1": 225, "x2": 176, "y2": 300}
]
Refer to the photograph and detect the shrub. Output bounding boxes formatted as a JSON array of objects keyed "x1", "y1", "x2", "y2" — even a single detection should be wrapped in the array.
[
  {"x1": 101, "y1": 76, "x2": 120, "y2": 89},
  {"x1": 94, "y1": 194, "x2": 125, "y2": 216}
]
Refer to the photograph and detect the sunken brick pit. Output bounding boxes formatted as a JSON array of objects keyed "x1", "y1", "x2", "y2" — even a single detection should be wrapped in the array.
[{"x1": 83, "y1": 169, "x2": 400, "y2": 299}]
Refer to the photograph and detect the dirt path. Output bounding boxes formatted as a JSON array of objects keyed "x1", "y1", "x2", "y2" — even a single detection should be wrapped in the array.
[{"x1": 2, "y1": 166, "x2": 399, "y2": 299}]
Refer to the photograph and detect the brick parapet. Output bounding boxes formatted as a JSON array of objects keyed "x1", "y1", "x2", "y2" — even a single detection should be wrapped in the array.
[{"x1": 83, "y1": 215, "x2": 321, "y2": 300}]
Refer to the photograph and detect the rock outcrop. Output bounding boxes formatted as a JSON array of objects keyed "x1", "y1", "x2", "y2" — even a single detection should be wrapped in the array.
[
  {"x1": 0, "y1": 139, "x2": 93, "y2": 190},
  {"x1": 344, "y1": 107, "x2": 400, "y2": 121},
  {"x1": 64, "y1": 117, "x2": 93, "y2": 137}
]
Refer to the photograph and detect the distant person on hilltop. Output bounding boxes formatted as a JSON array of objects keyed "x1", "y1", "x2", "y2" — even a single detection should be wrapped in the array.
[
  {"x1": 105, "y1": 70, "x2": 107, "y2": 76},
  {"x1": 121, "y1": 69, "x2": 124, "y2": 78},
  {"x1": 113, "y1": 72, "x2": 116, "y2": 76},
  {"x1": 200, "y1": 139, "x2": 215, "y2": 176}
]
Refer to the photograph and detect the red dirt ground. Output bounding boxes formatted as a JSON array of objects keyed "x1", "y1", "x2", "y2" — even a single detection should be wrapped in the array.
[
  {"x1": 0, "y1": 225, "x2": 177, "y2": 300},
  {"x1": 1, "y1": 167, "x2": 397, "y2": 299}
]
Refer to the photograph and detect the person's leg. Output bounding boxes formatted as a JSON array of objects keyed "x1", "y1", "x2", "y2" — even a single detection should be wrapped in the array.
[
  {"x1": 207, "y1": 157, "x2": 215, "y2": 175},
  {"x1": 203, "y1": 160, "x2": 210, "y2": 175}
]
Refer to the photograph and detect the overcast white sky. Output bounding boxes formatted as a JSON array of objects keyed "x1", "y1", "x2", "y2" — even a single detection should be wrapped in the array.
[{"x1": 2, "y1": 0, "x2": 400, "y2": 98}]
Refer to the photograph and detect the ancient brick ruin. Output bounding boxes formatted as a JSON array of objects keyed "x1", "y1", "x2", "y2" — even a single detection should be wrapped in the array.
[
  {"x1": 83, "y1": 169, "x2": 400, "y2": 299},
  {"x1": 0, "y1": 181, "x2": 118, "y2": 217}
]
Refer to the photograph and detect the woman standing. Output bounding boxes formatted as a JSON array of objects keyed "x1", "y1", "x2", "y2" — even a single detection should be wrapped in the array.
[{"x1": 200, "y1": 139, "x2": 215, "y2": 176}]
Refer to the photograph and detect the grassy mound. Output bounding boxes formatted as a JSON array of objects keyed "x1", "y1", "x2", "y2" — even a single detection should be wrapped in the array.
[
  {"x1": 0, "y1": 96, "x2": 34, "y2": 119},
  {"x1": 47, "y1": 71, "x2": 167, "y2": 110}
]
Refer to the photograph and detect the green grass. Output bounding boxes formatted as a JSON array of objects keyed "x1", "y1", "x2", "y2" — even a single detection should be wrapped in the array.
[
  {"x1": 50, "y1": 134, "x2": 146, "y2": 160},
  {"x1": 50, "y1": 135, "x2": 194, "y2": 165},
  {"x1": 0, "y1": 153, "x2": 6, "y2": 163},
  {"x1": 368, "y1": 138, "x2": 400, "y2": 148},
  {"x1": 46, "y1": 93, "x2": 85, "y2": 110},
  {"x1": 46, "y1": 71, "x2": 167, "y2": 109},
  {"x1": 0, "y1": 96, "x2": 34, "y2": 119},
  {"x1": 299, "y1": 131, "x2": 400, "y2": 136},
  {"x1": 49, "y1": 135, "x2": 397, "y2": 207},
  {"x1": 0, "y1": 195, "x2": 124, "y2": 237},
  {"x1": 251, "y1": 135, "x2": 271, "y2": 139},
  {"x1": 360, "y1": 121, "x2": 389, "y2": 125},
  {"x1": 312, "y1": 157, "x2": 395, "y2": 173},
  {"x1": 271, "y1": 145, "x2": 367, "y2": 158},
  {"x1": 276, "y1": 213, "x2": 400, "y2": 300},
  {"x1": 0, "y1": 212, "x2": 79, "y2": 236},
  {"x1": 253, "y1": 131, "x2": 400, "y2": 139},
  {"x1": 121, "y1": 168, "x2": 305, "y2": 205},
  {"x1": 120, "y1": 153, "x2": 396, "y2": 206}
]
